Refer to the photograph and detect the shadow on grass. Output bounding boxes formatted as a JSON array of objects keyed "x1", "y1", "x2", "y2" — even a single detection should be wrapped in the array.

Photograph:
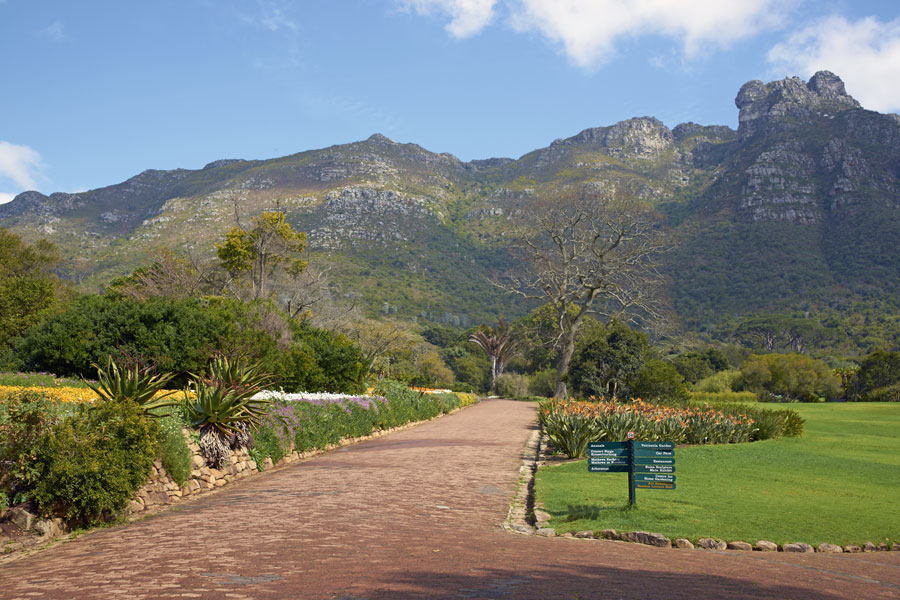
[
  {"x1": 370, "y1": 563, "x2": 864, "y2": 599},
  {"x1": 563, "y1": 503, "x2": 629, "y2": 522}
]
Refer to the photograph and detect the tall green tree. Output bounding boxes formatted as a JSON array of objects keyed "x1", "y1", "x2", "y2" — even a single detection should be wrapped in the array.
[
  {"x1": 0, "y1": 229, "x2": 65, "y2": 347},
  {"x1": 216, "y1": 211, "x2": 308, "y2": 302},
  {"x1": 568, "y1": 320, "x2": 650, "y2": 400}
]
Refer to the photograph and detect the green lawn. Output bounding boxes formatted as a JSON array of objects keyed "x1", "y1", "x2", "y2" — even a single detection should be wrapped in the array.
[{"x1": 534, "y1": 403, "x2": 900, "y2": 546}]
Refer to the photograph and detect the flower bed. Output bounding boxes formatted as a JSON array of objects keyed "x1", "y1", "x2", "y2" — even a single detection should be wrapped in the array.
[
  {"x1": 0, "y1": 385, "x2": 190, "y2": 404},
  {"x1": 249, "y1": 382, "x2": 478, "y2": 468},
  {"x1": 539, "y1": 398, "x2": 802, "y2": 458}
]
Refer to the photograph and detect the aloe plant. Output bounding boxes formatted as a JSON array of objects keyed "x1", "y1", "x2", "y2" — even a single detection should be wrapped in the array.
[
  {"x1": 184, "y1": 357, "x2": 273, "y2": 467},
  {"x1": 84, "y1": 356, "x2": 180, "y2": 417}
]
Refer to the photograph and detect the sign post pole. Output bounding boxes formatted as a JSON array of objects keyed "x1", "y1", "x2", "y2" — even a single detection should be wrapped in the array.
[{"x1": 626, "y1": 431, "x2": 636, "y2": 506}]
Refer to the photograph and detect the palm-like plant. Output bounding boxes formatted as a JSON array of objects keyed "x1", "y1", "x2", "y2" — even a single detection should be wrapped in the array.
[
  {"x1": 84, "y1": 356, "x2": 180, "y2": 417},
  {"x1": 470, "y1": 318, "x2": 520, "y2": 393}
]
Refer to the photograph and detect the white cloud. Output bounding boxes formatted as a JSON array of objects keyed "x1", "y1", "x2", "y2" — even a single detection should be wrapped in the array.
[
  {"x1": 237, "y1": 0, "x2": 298, "y2": 32},
  {"x1": 768, "y1": 15, "x2": 900, "y2": 113},
  {"x1": 507, "y1": 0, "x2": 788, "y2": 66},
  {"x1": 37, "y1": 20, "x2": 66, "y2": 42},
  {"x1": 397, "y1": 1, "x2": 787, "y2": 63},
  {"x1": 0, "y1": 193, "x2": 17, "y2": 205},
  {"x1": 396, "y1": 0, "x2": 498, "y2": 39},
  {"x1": 0, "y1": 141, "x2": 43, "y2": 199}
]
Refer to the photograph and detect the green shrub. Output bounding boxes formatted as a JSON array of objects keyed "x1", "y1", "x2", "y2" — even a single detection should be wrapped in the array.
[
  {"x1": 739, "y1": 353, "x2": 841, "y2": 402},
  {"x1": 494, "y1": 373, "x2": 529, "y2": 399},
  {"x1": 30, "y1": 399, "x2": 159, "y2": 525},
  {"x1": 278, "y1": 323, "x2": 366, "y2": 393},
  {"x1": 693, "y1": 369, "x2": 742, "y2": 393},
  {"x1": 631, "y1": 359, "x2": 690, "y2": 404},
  {"x1": 689, "y1": 391, "x2": 757, "y2": 405},
  {"x1": 85, "y1": 356, "x2": 180, "y2": 417},
  {"x1": 855, "y1": 351, "x2": 900, "y2": 400},
  {"x1": 0, "y1": 389, "x2": 71, "y2": 506},
  {"x1": 156, "y1": 416, "x2": 192, "y2": 486},
  {"x1": 15, "y1": 295, "x2": 283, "y2": 385},
  {"x1": 692, "y1": 401, "x2": 805, "y2": 441},
  {"x1": 528, "y1": 369, "x2": 556, "y2": 397},
  {"x1": 864, "y1": 383, "x2": 900, "y2": 403}
]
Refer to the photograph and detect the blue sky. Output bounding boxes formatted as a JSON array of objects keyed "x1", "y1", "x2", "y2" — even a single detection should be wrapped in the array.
[{"x1": 1, "y1": 0, "x2": 899, "y2": 202}]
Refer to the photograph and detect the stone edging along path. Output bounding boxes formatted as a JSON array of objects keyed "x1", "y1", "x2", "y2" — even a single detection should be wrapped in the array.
[
  {"x1": 503, "y1": 431, "x2": 899, "y2": 555},
  {"x1": 0, "y1": 405, "x2": 470, "y2": 563}
]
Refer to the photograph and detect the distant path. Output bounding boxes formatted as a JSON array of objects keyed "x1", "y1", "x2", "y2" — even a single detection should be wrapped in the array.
[{"x1": 1, "y1": 399, "x2": 898, "y2": 599}]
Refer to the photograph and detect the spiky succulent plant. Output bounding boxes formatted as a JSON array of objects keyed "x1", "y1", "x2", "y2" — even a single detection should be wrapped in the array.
[{"x1": 84, "y1": 356, "x2": 180, "y2": 417}]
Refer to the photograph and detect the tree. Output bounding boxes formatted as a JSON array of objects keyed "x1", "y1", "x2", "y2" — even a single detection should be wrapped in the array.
[
  {"x1": 0, "y1": 229, "x2": 66, "y2": 347},
  {"x1": 631, "y1": 359, "x2": 689, "y2": 404},
  {"x1": 503, "y1": 188, "x2": 668, "y2": 398},
  {"x1": 216, "y1": 211, "x2": 307, "y2": 302},
  {"x1": 108, "y1": 248, "x2": 210, "y2": 300},
  {"x1": 739, "y1": 353, "x2": 841, "y2": 402},
  {"x1": 340, "y1": 317, "x2": 410, "y2": 385},
  {"x1": 568, "y1": 320, "x2": 649, "y2": 399},
  {"x1": 469, "y1": 318, "x2": 520, "y2": 392}
]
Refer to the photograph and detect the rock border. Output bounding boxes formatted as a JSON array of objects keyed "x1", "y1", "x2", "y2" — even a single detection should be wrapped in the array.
[
  {"x1": 503, "y1": 430, "x2": 899, "y2": 554},
  {"x1": 0, "y1": 404, "x2": 472, "y2": 563}
]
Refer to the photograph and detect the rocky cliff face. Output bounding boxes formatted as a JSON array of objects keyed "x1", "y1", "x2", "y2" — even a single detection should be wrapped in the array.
[{"x1": 735, "y1": 71, "x2": 861, "y2": 141}]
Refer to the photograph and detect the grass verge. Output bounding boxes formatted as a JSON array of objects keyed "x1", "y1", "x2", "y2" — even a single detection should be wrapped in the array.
[{"x1": 534, "y1": 403, "x2": 899, "y2": 546}]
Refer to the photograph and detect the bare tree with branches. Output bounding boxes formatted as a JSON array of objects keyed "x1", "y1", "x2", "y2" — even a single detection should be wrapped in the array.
[{"x1": 503, "y1": 188, "x2": 670, "y2": 398}]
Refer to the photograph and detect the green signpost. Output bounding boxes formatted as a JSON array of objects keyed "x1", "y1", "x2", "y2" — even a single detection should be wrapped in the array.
[{"x1": 587, "y1": 436, "x2": 676, "y2": 505}]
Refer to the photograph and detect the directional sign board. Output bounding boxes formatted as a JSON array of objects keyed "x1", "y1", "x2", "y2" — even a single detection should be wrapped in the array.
[
  {"x1": 635, "y1": 442, "x2": 674, "y2": 451},
  {"x1": 636, "y1": 480, "x2": 676, "y2": 490},
  {"x1": 588, "y1": 440, "x2": 677, "y2": 503},
  {"x1": 587, "y1": 442, "x2": 629, "y2": 472},
  {"x1": 634, "y1": 473, "x2": 676, "y2": 483}
]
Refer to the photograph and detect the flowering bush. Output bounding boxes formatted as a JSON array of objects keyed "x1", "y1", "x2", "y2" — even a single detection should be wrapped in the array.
[
  {"x1": 539, "y1": 398, "x2": 758, "y2": 458},
  {"x1": 248, "y1": 382, "x2": 478, "y2": 469}
]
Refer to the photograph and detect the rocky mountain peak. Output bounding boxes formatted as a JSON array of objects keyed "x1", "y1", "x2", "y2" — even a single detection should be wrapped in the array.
[
  {"x1": 736, "y1": 71, "x2": 861, "y2": 141},
  {"x1": 366, "y1": 133, "x2": 395, "y2": 144}
]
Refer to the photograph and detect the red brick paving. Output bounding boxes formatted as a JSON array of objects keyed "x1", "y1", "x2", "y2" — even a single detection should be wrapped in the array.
[{"x1": 1, "y1": 399, "x2": 898, "y2": 599}]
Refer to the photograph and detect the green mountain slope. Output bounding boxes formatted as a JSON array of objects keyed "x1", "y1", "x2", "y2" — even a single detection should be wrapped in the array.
[{"x1": 2, "y1": 71, "x2": 898, "y2": 345}]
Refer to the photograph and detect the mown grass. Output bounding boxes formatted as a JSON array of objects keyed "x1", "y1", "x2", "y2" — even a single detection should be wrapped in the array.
[{"x1": 534, "y1": 403, "x2": 899, "y2": 546}]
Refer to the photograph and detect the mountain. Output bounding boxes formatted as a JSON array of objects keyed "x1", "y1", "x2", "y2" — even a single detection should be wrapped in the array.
[{"x1": 3, "y1": 71, "x2": 899, "y2": 346}]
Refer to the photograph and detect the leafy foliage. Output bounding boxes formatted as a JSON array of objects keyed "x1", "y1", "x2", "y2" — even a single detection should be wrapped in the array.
[
  {"x1": 739, "y1": 353, "x2": 841, "y2": 402},
  {"x1": 0, "y1": 389, "x2": 71, "y2": 508},
  {"x1": 851, "y1": 351, "x2": 900, "y2": 401},
  {"x1": 14, "y1": 295, "x2": 282, "y2": 384},
  {"x1": 631, "y1": 359, "x2": 689, "y2": 404},
  {"x1": 0, "y1": 229, "x2": 67, "y2": 348},
  {"x1": 29, "y1": 399, "x2": 158, "y2": 524},
  {"x1": 278, "y1": 321, "x2": 366, "y2": 393},
  {"x1": 156, "y1": 415, "x2": 192, "y2": 486},
  {"x1": 217, "y1": 211, "x2": 307, "y2": 302},
  {"x1": 568, "y1": 320, "x2": 649, "y2": 400}
]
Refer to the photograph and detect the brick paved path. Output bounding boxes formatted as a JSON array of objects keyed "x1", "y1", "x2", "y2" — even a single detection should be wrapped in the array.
[{"x1": 1, "y1": 399, "x2": 898, "y2": 599}]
